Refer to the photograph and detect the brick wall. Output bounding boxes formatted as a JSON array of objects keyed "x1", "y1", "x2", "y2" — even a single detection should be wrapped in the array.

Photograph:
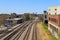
[{"x1": 48, "y1": 15, "x2": 60, "y2": 27}]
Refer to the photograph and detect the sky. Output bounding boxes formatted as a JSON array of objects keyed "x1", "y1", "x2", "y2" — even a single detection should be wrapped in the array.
[{"x1": 0, "y1": 0, "x2": 60, "y2": 14}]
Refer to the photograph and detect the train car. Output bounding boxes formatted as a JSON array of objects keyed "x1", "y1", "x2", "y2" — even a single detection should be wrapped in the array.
[{"x1": 4, "y1": 18, "x2": 23, "y2": 27}]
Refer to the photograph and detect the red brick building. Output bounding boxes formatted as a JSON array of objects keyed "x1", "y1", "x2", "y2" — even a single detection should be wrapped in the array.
[{"x1": 48, "y1": 6, "x2": 60, "y2": 38}]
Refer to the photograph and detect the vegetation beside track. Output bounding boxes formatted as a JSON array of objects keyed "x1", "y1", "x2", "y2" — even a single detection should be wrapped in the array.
[{"x1": 42, "y1": 23, "x2": 57, "y2": 40}]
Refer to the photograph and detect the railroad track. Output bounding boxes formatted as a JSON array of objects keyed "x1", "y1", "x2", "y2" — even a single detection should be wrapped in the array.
[
  {"x1": 1, "y1": 21, "x2": 37, "y2": 40},
  {"x1": 32, "y1": 23, "x2": 37, "y2": 40},
  {"x1": 1, "y1": 21, "x2": 31, "y2": 40},
  {"x1": 22, "y1": 22, "x2": 37, "y2": 40},
  {"x1": 17, "y1": 22, "x2": 33, "y2": 40},
  {"x1": 9, "y1": 21, "x2": 32, "y2": 40},
  {"x1": 0, "y1": 21, "x2": 27, "y2": 39},
  {"x1": 23, "y1": 23, "x2": 33, "y2": 40}
]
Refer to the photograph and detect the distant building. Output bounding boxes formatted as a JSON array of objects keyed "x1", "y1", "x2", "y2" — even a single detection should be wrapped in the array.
[
  {"x1": 48, "y1": 6, "x2": 60, "y2": 38},
  {"x1": 16, "y1": 14, "x2": 26, "y2": 21},
  {"x1": 37, "y1": 14, "x2": 43, "y2": 22},
  {"x1": 4, "y1": 18, "x2": 23, "y2": 27},
  {"x1": 43, "y1": 11, "x2": 48, "y2": 25}
]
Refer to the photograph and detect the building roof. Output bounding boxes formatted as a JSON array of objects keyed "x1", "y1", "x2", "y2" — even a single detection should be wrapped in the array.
[{"x1": 48, "y1": 6, "x2": 60, "y2": 9}]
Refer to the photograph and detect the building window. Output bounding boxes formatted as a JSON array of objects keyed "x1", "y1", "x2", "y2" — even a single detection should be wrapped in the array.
[
  {"x1": 50, "y1": 18, "x2": 56, "y2": 22},
  {"x1": 45, "y1": 15, "x2": 47, "y2": 18},
  {"x1": 49, "y1": 13, "x2": 50, "y2": 15},
  {"x1": 55, "y1": 13, "x2": 57, "y2": 15},
  {"x1": 55, "y1": 9, "x2": 57, "y2": 11},
  {"x1": 49, "y1": 17, "x2": 50, "y2": 20}
]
